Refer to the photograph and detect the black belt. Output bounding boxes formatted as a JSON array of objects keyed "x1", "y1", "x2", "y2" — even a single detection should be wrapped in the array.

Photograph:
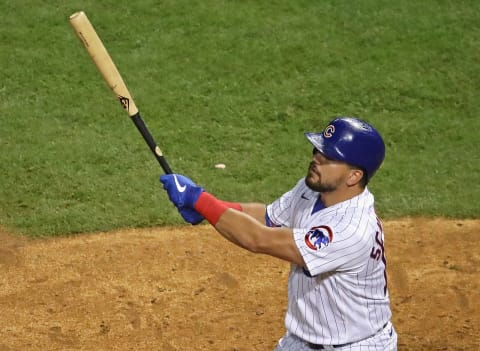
[
  {"x1": 306, "y1": 323, "x2": 388, "y2": 350},
  {"x1": 306, "y1": 342, "x2": 349, "y2": 350}
]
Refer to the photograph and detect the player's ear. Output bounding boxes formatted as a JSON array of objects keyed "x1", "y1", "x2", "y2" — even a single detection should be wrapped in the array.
[{"x1": 346, "y1": 168, "x2": 364, "y2": 187}]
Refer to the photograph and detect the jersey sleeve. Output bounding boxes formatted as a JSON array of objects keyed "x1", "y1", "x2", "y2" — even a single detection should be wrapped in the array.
[
  {"x1": 293, "y1": 214, "x2": 374, "y2": 276},
  {"x1": 266, "y1": 178, "x2": 305, "y2": 227}
]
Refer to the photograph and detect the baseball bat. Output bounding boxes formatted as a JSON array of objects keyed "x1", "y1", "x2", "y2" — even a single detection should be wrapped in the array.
[{"x1": 69, "y1": 11, "x2": 172, "y2": 174}]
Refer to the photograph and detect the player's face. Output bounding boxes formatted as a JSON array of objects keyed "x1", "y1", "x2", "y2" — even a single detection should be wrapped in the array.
[{"x1": 305, "y1": 148, "x2": 351, "y2": 192}]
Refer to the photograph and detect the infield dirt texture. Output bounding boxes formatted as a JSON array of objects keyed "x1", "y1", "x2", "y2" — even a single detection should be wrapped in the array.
[{"x1": 1, "y1": 218, "x2": 479, "y2": 350}]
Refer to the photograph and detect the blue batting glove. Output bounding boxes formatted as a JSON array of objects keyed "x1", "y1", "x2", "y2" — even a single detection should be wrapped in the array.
[
  {"x1": 178, "y1": 207, "x2": 204, "y2": 225},
  {"x1": 159, "y1": 174, "x2": 204, "y2": 208}
]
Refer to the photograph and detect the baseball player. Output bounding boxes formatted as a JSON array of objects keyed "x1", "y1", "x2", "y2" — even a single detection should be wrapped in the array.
[{"x1": 160, "y1": 117, "x2": 397, "y2": 350}]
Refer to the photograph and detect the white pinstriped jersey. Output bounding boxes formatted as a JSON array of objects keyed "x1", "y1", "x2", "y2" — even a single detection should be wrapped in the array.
[{"x1": 266, "y1": 178, "x2": 392, "y2": 345}]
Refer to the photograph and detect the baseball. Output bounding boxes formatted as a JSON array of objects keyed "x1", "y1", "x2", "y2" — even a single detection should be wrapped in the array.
[{"x1": 214, "y1": 163, "x2": 226, "y2": 169}]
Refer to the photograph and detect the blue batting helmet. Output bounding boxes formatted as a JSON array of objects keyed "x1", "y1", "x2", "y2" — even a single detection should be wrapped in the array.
[{"x1": 305, "y1": 117, "x2": 385, "y2": 181}]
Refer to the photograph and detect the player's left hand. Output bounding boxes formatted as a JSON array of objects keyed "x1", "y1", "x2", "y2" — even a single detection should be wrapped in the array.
[{"x1": 159, "y1": 174, "x2": 204, "y2": 208}]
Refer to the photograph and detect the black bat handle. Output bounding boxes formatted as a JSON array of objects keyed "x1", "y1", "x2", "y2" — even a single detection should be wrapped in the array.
[{"x1": 130, "y1": 113, "x2": 173, "y2": 174}]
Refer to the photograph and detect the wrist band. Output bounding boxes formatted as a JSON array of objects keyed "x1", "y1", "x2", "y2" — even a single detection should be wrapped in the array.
[
  {"x1": 194, "y1": 192, "x2": 242, "y2": 225},
  {"x1": 219, "y1": 200, "x2": 242, "y2": 212}
]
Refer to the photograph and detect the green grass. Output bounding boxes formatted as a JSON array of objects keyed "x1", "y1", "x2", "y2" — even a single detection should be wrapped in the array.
[{"x1": 1, "y1": 0, "x2": 479, "y2": 236}]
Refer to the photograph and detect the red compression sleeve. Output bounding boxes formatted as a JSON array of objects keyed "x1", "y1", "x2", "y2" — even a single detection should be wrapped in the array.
[{"x1": 194, "y1": 192, "x2": 242, "y2": 226}]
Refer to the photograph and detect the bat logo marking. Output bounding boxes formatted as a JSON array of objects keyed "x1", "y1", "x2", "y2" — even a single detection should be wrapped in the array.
[{"x1": 118, "y1": 95, "x2": 130, "y2": 111}]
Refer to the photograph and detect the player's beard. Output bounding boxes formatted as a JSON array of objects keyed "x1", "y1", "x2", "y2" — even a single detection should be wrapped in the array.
[{"x1": 305, "y1": 162, "x2": 340, "y2": 193}]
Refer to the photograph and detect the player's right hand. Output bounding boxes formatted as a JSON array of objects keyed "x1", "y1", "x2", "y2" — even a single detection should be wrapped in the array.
[
  {"x1": 178, "y1": 207, "x2": 204, "y2": 225},
  {"x1": 159, "y1": 174, "x2": 204, "y2": 209}
]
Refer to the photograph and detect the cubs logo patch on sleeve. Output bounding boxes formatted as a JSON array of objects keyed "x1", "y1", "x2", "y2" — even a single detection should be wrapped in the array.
[{"x1": 304, "y1": 225, "x2": 333, "y2": 251}]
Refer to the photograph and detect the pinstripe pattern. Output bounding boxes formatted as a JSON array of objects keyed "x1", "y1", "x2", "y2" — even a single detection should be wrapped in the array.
[
  {"x1": 267, "y1": 178, "x2": 395, "y2": 349},
  {"x1": 274, "y1": 322, "x2": 397, "y2": 350}
]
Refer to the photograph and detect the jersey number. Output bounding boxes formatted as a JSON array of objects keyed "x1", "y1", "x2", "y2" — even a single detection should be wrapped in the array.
[{"x1": 370, "y1": 218, "x2": 388, "y2": 295}]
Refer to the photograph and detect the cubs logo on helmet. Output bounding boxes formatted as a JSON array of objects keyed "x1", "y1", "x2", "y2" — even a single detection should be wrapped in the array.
[
  {"x1": 323, "y1": 125, "x2": 335, "y2": 138},
  {"x1": 304, "y1": 225, "x2": 333, "y2": 251}
]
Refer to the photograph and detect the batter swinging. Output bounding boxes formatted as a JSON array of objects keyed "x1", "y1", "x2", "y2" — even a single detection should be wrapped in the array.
[{"x1": 160, "y1": 117, "x2": 397, "y2": 350}]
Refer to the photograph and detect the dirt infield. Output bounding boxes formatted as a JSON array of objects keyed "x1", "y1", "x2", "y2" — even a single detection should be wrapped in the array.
[{"x1": 0, "y1": 218, "x2": 479, "y2": 350}]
